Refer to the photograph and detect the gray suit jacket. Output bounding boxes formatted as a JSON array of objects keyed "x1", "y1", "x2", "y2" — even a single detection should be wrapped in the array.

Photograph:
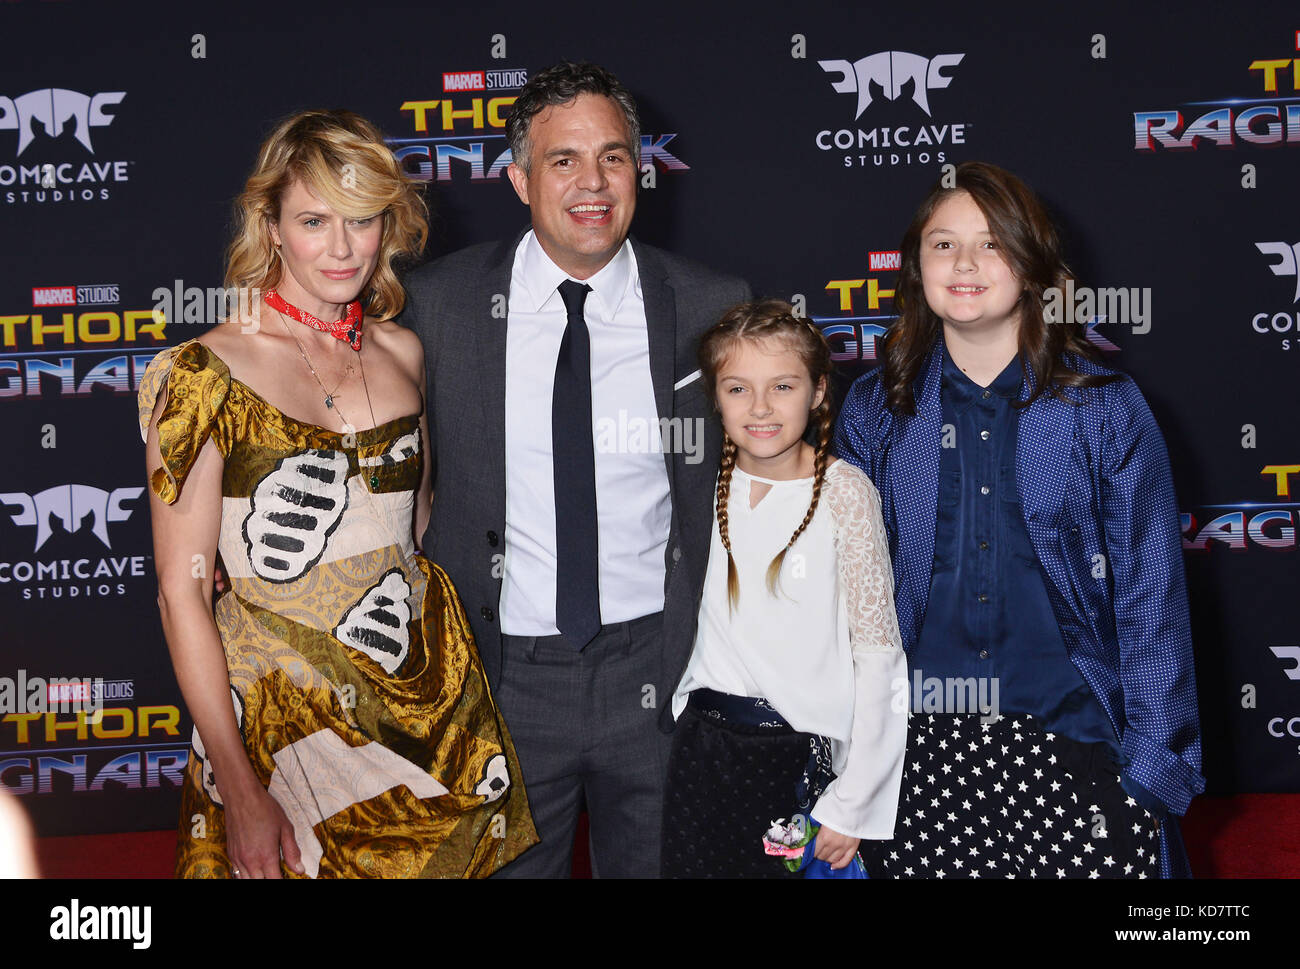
[{"x1": 400, "y1": 232, "x2": 751, "y2": 732}]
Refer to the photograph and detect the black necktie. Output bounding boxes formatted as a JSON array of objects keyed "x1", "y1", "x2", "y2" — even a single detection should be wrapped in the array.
[{"x1": 553, "y1": 280, "x2": 601, "y2": 648}]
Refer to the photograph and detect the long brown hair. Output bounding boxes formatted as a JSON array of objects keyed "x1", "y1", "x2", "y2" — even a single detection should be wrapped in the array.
[
  {"x1": 881, "y1": 160, "x2": 1118, "y2": 415},
  {"x1": 698, "y1": 299, "x2": 834, "y2": 609}
]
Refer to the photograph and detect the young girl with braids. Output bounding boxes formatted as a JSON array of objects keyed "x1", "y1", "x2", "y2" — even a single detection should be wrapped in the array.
[{"x1": 661, "y1": 299, "x2": 908, "y2": 878}]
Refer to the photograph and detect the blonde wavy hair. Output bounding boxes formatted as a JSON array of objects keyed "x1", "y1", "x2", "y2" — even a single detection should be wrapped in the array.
[{"x1": 225, "y1": 109, "x2": 428, "y2": 321}]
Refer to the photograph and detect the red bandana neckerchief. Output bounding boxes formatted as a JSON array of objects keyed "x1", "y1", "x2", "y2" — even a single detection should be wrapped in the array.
[{"x1": 265, "y1": 290, "x2": 363, "y2": 350}]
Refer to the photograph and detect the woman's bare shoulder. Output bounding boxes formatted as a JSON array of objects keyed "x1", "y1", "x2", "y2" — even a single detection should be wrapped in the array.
[
  {"x1": 367, "y1": 317, "x2": 423, "y2": 351},
  {"x1": 367, "y1": 318, "x2": 425, "y2": 380},
  {"x1": 194, "y1": 319, "x2": 285, "y2": 378},
  {"x1": 196, "y1": 319, "x2": 255, "y2": 361}
]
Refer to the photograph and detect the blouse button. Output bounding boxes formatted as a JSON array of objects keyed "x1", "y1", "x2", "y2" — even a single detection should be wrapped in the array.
[
  {"x1": 980, "y1": 485, "x2": 990, "y2": 496},
  {"x1": 979, "y1": 540, "x2": 989, "y2": 551},
  {"x1": 979, "y1": 649, "x2": 990, "y2": 659},
  {"x1": 977, "y1": 593, "x2": 989, "y2": 603},
  {"x1": 980, "y1": 430, "x2": 990, "y2": 441},
  {"x1": 982, "y1": 390, "x2": 992, "y2": 399}
]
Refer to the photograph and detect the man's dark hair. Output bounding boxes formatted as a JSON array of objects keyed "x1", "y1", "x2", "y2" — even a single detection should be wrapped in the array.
[{"x1": 506, "y1": 61, "x2": 641, "y2": 172}]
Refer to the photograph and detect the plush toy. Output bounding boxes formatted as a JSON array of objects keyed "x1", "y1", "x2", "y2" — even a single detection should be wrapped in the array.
[{"x1": 762, "y1": 815, "x2": 868, "y2": 879}]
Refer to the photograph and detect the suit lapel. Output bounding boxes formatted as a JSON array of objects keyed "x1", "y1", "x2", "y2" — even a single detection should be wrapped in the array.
[
  {"x1": 476, "y1": 232, "x2": 527, "y2": 520},
  {"x1": 630, "y1": 238, "x2": 679, "y2": 493}
]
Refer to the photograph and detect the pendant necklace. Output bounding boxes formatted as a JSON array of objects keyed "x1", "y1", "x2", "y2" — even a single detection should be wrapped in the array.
[{"x1": 273, "y1": 305, "x2": 381, "y2": 487}]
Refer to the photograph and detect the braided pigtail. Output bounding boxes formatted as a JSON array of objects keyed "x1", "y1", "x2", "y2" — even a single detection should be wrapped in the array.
[
  {"x1": 764, "y1": 395, "x2": 833, "y2": 595},
  {"x1": 698, "y1": 299, "x2": 834, "y2": 609},
  {"x1": 716, "y1": 432, "x2": 741, "y2": 612}
]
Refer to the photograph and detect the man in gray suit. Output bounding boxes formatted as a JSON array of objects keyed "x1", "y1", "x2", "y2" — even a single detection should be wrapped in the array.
[{"x1": 400, "y1": 62, "x2": 750, "y2": 877}]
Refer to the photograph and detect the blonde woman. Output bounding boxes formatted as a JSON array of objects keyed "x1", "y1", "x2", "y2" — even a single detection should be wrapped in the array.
[{"x1": 139, "y1": 110, "x2": 536, "y2": 878}]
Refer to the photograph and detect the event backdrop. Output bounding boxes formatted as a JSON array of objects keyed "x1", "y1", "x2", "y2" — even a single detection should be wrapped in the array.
[{"x1": 1, "y1": 0, "x2": 1297, "y2": 836}]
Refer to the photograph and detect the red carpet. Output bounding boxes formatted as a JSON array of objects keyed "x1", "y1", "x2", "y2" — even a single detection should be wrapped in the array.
[
  {"x1": 35, "y1": 796, "x2": 1298, "y2": 878},
  {"x1": 35, "y1": 814, "x2": 596, "y2": 879},
  {"x1": 1180, "y1": 793, "x2": 1300, "y2": 878}
]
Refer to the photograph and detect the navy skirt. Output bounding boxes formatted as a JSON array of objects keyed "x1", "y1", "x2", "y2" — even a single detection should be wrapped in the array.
[{"x1": 661, "y1": 690, "x2": 833, "y2": 879}]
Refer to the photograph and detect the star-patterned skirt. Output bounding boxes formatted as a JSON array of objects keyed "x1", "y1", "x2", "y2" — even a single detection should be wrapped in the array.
[{"x1": 861, "y1": 712, "x2": 1160, "y2": 879}]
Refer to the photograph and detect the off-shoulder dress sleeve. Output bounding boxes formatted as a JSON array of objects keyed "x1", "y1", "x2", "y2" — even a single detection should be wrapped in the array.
[
  {"x1": 810, "y1": 461, "x2": 909, "y2": 840},
  {"x1": 137, "y1": 340, "x2": 232, "y2": 505}
]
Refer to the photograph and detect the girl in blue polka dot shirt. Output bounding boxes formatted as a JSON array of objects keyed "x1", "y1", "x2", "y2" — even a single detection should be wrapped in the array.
[{"x1": 835, "y1": 161, "x2": 1204, "y2": 879}]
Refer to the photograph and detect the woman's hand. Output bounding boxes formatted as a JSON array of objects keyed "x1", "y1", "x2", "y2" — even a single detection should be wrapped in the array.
[
  {"x1": 813, "y1": 823, "x2": 861, "y2": 870},
  {"x1": 223, "y1": 781, "x2": 305, "y2": 879},
  {"x1": 145, "y1": 391, "x2": 294, "y2": 878}
]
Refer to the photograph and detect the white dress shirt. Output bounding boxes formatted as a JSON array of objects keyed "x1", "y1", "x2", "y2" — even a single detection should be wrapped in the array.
[
  {"x1": 500, "y1": 231, "x2": 672, "y2": 635},
  {"x1": 671, "y1": 460, "x2": 908, "y2": 839}
]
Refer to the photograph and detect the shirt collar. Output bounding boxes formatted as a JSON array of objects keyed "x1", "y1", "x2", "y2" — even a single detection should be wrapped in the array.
[
  {"x1": 514, "y1": 230, "x2": 635, "y2": 316},
  {"x1": 940, "y1": 346, "x2": 1024, "y2": 412}
]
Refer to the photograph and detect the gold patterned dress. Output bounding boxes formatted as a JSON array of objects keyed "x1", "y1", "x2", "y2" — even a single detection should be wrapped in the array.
[{"x1": 137, "y1": 340, "x2": 537, "y2": 878}]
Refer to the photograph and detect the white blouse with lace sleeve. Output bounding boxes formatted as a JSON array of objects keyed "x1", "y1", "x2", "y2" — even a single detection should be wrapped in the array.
[
  {"x1": 671, "y1": 458, "x2": 908, "y2": 840},
  {"x1": 809, "y1": 461, "x2": 908, "y2": 840}
]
